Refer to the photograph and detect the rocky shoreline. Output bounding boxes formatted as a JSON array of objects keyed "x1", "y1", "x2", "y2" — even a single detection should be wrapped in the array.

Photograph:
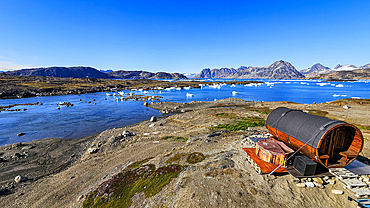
[
  {"x1": 0, "y1": 98, "x2": 369, "y2": 207},
  {"x1": 0, "y1": 73, "x2": 262, "y2": 99}
]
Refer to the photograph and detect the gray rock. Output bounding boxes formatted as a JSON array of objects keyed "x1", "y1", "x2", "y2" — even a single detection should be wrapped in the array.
[
  {"x1": 12, "y1": 142, "x2": 22, "y2": 148},
  {"x1": 207, "y1": 132, "x2": 221, "y2": 137},
  {"x1": 218, "y1": 158, "x2": 235, "y2": 169},
  {"x1": 331, "y1": 190, "x2": 343, "y2": 195},
  {"x1": 88, "y1": 148, "x2": 99, "y2": 154},
  {"x1": 22, "y1": 146, "x2": 34, "y2": 150},
  {"x1": 14, "y1": 175, "x2": 27, "y2": 183},
  {"x1": 150, "y1": 116, "x2": 157, "y2": 122},
  {"x1": 296, "y1": 183, "x2": 306, "y2": 188},
  {"x1": 13, "y1": 153, "x2": 21, "y2": 158},
  {"x1": 292, "y1": 178, "x2": 300, "y2": 184},
  {"x1": 313, "y1": 182, "x2": 324, "y2": 189}
]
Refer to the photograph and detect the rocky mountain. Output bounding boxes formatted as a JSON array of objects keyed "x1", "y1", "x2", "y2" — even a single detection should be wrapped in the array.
[
  {"x1": 196, "y1": 61, "x2": 304, "y2": 79},
  {"x1": 183, "y1": 73, "x2": 198, "y2": 78},
  {"x1": 4, "y1": 66, "x2": 111, "y2": 78},
  {"x1": 107, "y1": 70, "x2": 187, "y2": 79},
  {"x1": 360, "y1": 64, "x2": 370, "y2": 69},
  {"x1": 195, "y1": 67, "x2": 241, "y2": 79},
  {"x1": 333, "y1": 64, "x2": 359, "y2": 71},
  {"x1": 300, "y1": 63, "x2": 332, "y2": 77},
  {"x1": 310, "y1": 68, "x2": 370, "y2": 80},
  {"x1": 3, "y1": 67, "x2": 187, "y2": 79}
]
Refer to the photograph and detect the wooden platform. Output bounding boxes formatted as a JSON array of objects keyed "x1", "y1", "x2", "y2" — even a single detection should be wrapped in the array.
[{"x1": 242, "y1": 148, "x2": 288, "y2": 174}]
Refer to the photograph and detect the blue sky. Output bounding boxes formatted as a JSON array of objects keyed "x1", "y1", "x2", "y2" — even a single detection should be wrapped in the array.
[{"x1": 0, "y1": 0, "x2": 369, "y2": 73}]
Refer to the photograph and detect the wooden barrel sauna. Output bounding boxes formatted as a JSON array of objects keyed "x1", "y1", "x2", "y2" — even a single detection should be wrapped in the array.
[
  {"x1": 266, "y1": 107, "x2": 363, "y2": 168},
  {"x1": 256, "y1": 139, "x2": 294, "y2": 166}
]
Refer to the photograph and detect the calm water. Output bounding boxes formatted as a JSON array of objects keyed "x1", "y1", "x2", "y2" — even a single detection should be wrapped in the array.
[{"x1": 1, "y1": 79, "x2": 369, "y2": 146}]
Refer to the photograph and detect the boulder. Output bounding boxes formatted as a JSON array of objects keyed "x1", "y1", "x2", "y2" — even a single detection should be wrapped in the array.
[
  {"x1": 12, "y1": 142, "x2": 22, "y2": 148},
  {"x1": 17, "y1": 133, "x2": 25, "y2": 137},
  {"x1": 88, "y1": 148, "x2": 99, "y2": 154},
  {"x1": 305, "y1": 182, "x2": 315, "y2": 187},
  {"x1": 296, "y1": 183, "x2": 306, "y2": 188},
  {"x1": 150, "y1": 116, "x2": 157, "y2": 122},
  {"x1": 331, "y1": 190, "x2": 344, "y2": 195},
  {"x1": 313, "y1": 182, "x2": 324, "y2": 189},
  {"x1": 313, "y1": 177, "x2": 324, "y2": 185},
  {"x1": 14, "y1": 175, "x2": 27, "y2": 183}
]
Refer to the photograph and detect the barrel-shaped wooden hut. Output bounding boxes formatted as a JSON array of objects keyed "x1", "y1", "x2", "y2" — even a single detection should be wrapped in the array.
[{"x1": 266, "y1": 107, "x2": 363, "y2": 168}]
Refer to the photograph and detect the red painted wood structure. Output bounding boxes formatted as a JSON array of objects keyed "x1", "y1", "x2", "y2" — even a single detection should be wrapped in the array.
[
  {"x1": 266, "y1": 107, "x2": 363, "y2": 168},
  {"x1": 243, "y1": 148, "x2": 288, "y2": 174},
  {"x1": 255, "y1": 139, "x2": 294, "y2": 166}
]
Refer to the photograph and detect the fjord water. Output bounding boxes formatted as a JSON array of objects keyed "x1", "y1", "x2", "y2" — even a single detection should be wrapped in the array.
[{"x1": 0, "y1": 79, "x2": 369, "y2": 146}]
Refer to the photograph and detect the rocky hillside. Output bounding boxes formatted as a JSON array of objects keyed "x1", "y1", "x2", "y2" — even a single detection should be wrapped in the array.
[
  {"x1": 4, "y1": 67, "x2": 110, "y2": 78},
  {"x1": 195, "y1": 67, "x2": 240, "y2": 78},
  {"x1": 310, "y1": 68, "x2": 370, "y2": 80},
  {"x1": 196, "y1": 61, "x2": 304, "y2": 79},
  {"x1": 2, "y1": 67, "x2": 188, "y2": 80},
  {"x1": 300, "y1": 63, "x2": 332, "y2": 77},
  {"x1": 301, "y1": 63, "x2": 370, "y2": 77},
  {"x1": 107, "y1": 70, "x2": 187, "y2": 79}
]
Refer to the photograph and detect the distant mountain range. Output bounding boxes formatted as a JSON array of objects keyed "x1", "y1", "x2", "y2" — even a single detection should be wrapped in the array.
[
  {"x1": 310, "y1": 68, "x2": 370, "y2": 80},
  {"x1": 195, "y1": 60, "x2": 304, "y2": 79},
  {"x1": 2, "y1": 61, "x2": 369, "y2": 80},
  {"x1": 107, "y1": 71, "x2": 186, "y2": 79},
  {"x1": 3, "y1": 67, "x2": 187, "y2": 79},
  {"x1": 300, "y1": 63, "x2": 370, "y2": 77}
]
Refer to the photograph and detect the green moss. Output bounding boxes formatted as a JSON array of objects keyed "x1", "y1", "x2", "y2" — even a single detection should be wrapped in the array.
[
  {"x1": 161, "y1": 136, "x2": 187, "y2": 142},
  {"x1": 356, "y1": 125, "x2": 370, "y2": 131},
  {"x1": 161, "y1": 136, "x2": 173, "y2": 140},
  {"x1": 243, "y1": 107, "x2": 273, "y2": 115},
  {"x1": 211, "y1": 116, "x2": 265, "y2": 131},
  {"x1": 82, "y1": 159, "x2": 185, "y2": 208},
  {"x1": 166, "y1": 153, "x2": 186, "y2": 163},
  {"x1": 186, "y1": 152, "x2": 205, "y2": 164},
  {"x1": 173, "y1": 137, "x2": 187, "y2": 142}
]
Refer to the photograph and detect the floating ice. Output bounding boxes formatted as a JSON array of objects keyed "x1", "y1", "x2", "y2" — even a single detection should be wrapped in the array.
[{"x1": 186, "y1": 93, "x2": 194, "y2": 97}]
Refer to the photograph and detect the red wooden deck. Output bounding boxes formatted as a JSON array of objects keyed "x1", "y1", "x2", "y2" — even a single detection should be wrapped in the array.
[{"x1": 242, "y1": 148, "x2": 288, "y2": 174}]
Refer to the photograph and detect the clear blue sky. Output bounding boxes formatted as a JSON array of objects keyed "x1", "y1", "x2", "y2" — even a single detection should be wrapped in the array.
[{"x1": 0, "y1": 0, "x2": 369, "y2": 73}]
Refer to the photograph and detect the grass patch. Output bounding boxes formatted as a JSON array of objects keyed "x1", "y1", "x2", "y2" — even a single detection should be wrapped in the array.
[
  {"x1": 82, "y1": 159, "x2": 186, "y2": 208},
  {"x1": 356, "y1": 125, "x2": 370, "y2": 131},
  {"x1": 243, "y1": 107, "x2": 273, "y2": 115},
  {"x1": 186, "y1": 152, "x2": 205, "y2": 164},
  {"x1": 166, "y1": 153, "x2": 187, "y2": 163},
  {"x1": 211, "y1": 116, "x2": 265, "y2": 131},
  {"x1": 161, "y1": 136, "x2": 173, "y2": 140},
  {"x1": 161, "y1": 136, "x2": 187, "y2": 142}
]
